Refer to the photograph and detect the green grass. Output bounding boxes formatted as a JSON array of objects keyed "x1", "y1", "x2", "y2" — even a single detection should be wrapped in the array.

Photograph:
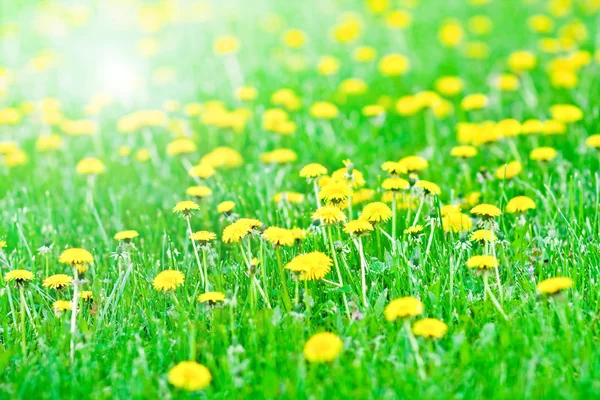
[{"x1": 1, "y1": 0, "x2": 600, "y2": 398}]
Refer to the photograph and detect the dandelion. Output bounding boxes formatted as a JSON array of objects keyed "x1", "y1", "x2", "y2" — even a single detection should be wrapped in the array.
[
  {"x1": 222, "y1": 221, "x2": 253, "y2": 243},
  {"x1": 385, "y1": 296, "x2": 426, "y2": 379},
  {"x1": 53, "y1": 300, "x2": 72, "y2": 313},
  {"x1": 469, "y1": 229, "x2": 497, "y2": 243},
  {"x1": 537, "y1": 277, "x2": 573, "y2": 295},
  {"x1": 80, "y1": 291, "x2": 93, "y2": 301},
  {"x1": 4, "y1": 269, "x2": 34, "y2": 285},
  {"x1": 451, "y1": 145, "x2": 478, "y2": 159},
  {"x1": 398, "y1": 156, "x2": 428, "y2": 174},
  {"x1": 495, "y1": 161, "x2": 522, "y2": 180},
  {"x1": 217, "y1": 201, "x2": 235, "y2": 214},
  {"x1": 412, "y1": 318, "x2": 448, "y2": 339},
  {"x1": 285, "y1": 252, "x2": 332, "y2": 281},
  {"x1": 442, "y1": 212, "x2": 473, "y2": 233},
  {"x1": 506, "y1": 196, "x2": 536, "y2": 214},
  {"x1": 76, "y1": 157, "x2": 105, "y2": 175},
  {"x1": 188, "y1": 164, "x2": 215, "y2": 179},
  {"x1": 186, "y1": 186, "x2": 212, "y2": 199},
  {"x1": 173, "y1": 200, "x2": 200, "y2": 217},
  {"x1": 43, "y1": 274, "x2": 73, "y2": 290},
  {"x1": 312, "y1": 205, "x2": 346, "y2": 225},
  {"x1": 114, "y1": 230, "x2": 139, "y2": 241},
  {"x1": 466, "y1": 255, "x2": 507, "y2": 320},
  {"x1": 153, "y1": 270, "x2": 185, "y2": 292},
  {"x1": 168, "y1": 361, "x2": 212, "y2": 391},
  {"x1": 263, "y1": 227, "x2": 295, "y2": 247},
  {"x1": 405, "y1": 225, "x2": 424, "y2": 236},
  {"x1": 470, "y1": 204, "x2": 502, "y2": 218},
  {"x1": 166, "y1": 138, "x2": 197, "y2": 156},
  {"x1": 585, "y1": 134, "x2": 600, "y2": 149},
  {"x1": 414, "y1": 180, "x2": 441, "y2": 196},
  {"x1": 382, "y1": 177, "x2": 410, "y2": 191},
  {"x1": 198, "y1": 291, "x2": 226, "y2": 304},
  {"x1": 190, "y1": 231, "x2": 217, "y2": 243},
  {"x1": 530, "y1": 147, "x2": 557, "y2": 161},
  {"x1": 300, "y1": 163, "x2": 327, "y2": 179},
  {"x1": 360, "y1": 202, "x2": 392, "y2": 223},
  {"x1": 303, "y1": 332, "x2": 343, "y2": 363},
  {"x1": 320, "y1": 181, "x2": 352, "y2": 205}
]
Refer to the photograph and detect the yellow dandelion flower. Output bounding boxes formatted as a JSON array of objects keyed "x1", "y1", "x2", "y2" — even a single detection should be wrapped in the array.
[
  {"x1": 360, "y1": 202, "x2": 392, "y2": 223},
  {"x1": 530, "y1": 147, "x2": 558, "y2": 161},
  {"x1": 198, "y1": 291, "x2": 226, "y2": 304},
  {"x1": 451, "y1": 145, "x2": 478, "y2": 159},
  {"x1": 461, "y1": 94, "x2": 488, "y2": 111},
  {"x1": 173, "y1": 200, "x2": 200, "y2": 215},
  {"x1": 381, "y1": 161, "x2": 404, "y2": 175},
  {"x1": 312, "y1": 205, "x2": 346, "y2": 225},
  {"x1": 466, "y1": 255, "x2": 498, "y2": 269},
  {"x1": 300, "y1": 163, "x2": 328, "y2": 179},
  {"x1": 260, "y1": 148, "x2": 297, "y2": 164},
  {"x1": 585, "y1": 134, "x2": 600, "y2": 149},
  {"x1": 4, "y1": 269, "x2": 34, "y2": 285},
  {"x1": 43, "y1": 274, "x2": 73, "y2": 290},
  {"x1": 168, "y1": 361, "x2": 212, "y2": 391},
  {"x1": 76, "y1": 157, "x2": 105, "y2": 175},
  {"x1": 222, "y1": 221, "x2": 253, "y2": 243},
  {"x1": 290, "y1": 227, "x2": 307, "y2": 241},
  {"x1": 53, "y1": 300, "x2": 72, "y2": 312},
  {"x1": 344, "y1": 220, "x2": 374, "y2": 236},
  {"x1": 188, "y1": 164, "x2": 215, "y2": 179},
  {"x1": 384, "y1": 297, "x2": 423, "y2": 321},
  {"x1": 440, "y1": 205, "x2": 461, "y2": 216},
  {"x1": 471, "y1": 204, "x2": 502, "y2": 218},
  {"x1": 469, "y1": 229, "x2": 497, "y2": 242},
  {"x1": 537, "y1": 277, "x2": 573, "y2": 295},
  {"x1": 398, "y1": 155, "x2": 428, "y2": 173},
  {"x1": 415, "y1": 180, "x2": 441, "y2": 195},
  {"x1": 114, "y1": 230, "x2": 139, "y2": 241},
  {"x1": 190, "y1": 231, "x2": 217, "y2": 243},
  {"x1": 405, "y1": 225, "x2": 424, "y2": 235},
  {"x1": 378, "y1": 53, "x2": 410, "y2": 76},
  {"x1": 310, "y1": 102, "x2": 338, "y2": 119},
  {"x1": 382, "y1": 177, "x2": 410, "y2": 191},
  {"x1": 285, "y1": 252, "x2": 332, "y2": 281},
  {"x1": 186, "y1": 186, "x2": 212, "y2": 199},
  {"x1": 442, "y1": 213, "x2": 473, "y2": 233},
  {"x1": 166, "y1": 138, "x2": 196, "y2": 156},
  {"x1": 80, "y1": 291, "x2": 93, "y2": 301},
  {"x1": 59, "y1": 248, "x2": 93, "y2": 265},
  {"x1": 303, "y1": 332, "x2": 343, "y2": 363},
  {"x1": 411, "y1": 318, "x2": 448, "y2": 340},
  {"x1": 217, "y1": 201, "x2": 235, "y2": 214},
  {"x1": 506, "y1": 196, "x2": 536, "y2": 213},
  {"x1": 262, "y1": 227, "x2": 295, "y2": 246},
  {"x1": 153, "y1": 270, "x2": 184, "y2": 292},
  {"x1": 549, "y1": 104, "x2": 583, "y2": 123},
  {"x1": 320, "y1": 182, "x2": 352, "y2": 204},
  {"x1": 273, "y1": 192, "x2": 304, "y2": 204}
]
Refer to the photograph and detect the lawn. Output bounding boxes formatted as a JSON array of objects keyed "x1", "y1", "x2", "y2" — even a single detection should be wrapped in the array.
[{"x1": 1, "y1": 0, "x2": 600, "y2": 398}]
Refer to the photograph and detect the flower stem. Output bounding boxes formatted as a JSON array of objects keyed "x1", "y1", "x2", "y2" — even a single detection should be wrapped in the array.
[
  {"x1": 404, "y1": 319, "x2": 427, "y2": 380},
  {"x1": 357, "y1": 237, "x2": 369, "y2": 308},
  {"x1": 483, "y1": 272, "x2": 509, "y2": 321},
  {"x1": 202, "y1": 249, "x2": 209, "y2": 292},
  {"x1": 327, "y1": 226, "x2": 350, "y2": 317},
  {"x1": 19, "y1": 286, "x2": 27, "y2": 357},
  {"x1": 275, "y1": 246, "x2": 292, "y2": 312},
  {"x1": 70, "y1": 267, "x2": 80, "y2": 363},
  {"x1": 186, "y1": 217, "x2": 206, "y2": 288},
  {"x1": 391, "y1": 194, "x2": 397, "y2": 255}
]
